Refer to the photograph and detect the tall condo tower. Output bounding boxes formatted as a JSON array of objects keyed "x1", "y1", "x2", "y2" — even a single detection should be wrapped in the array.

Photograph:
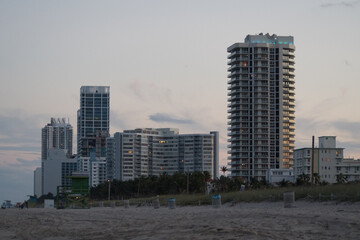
[
  {"x1": 77, "y1": 86, "x2": 110, "y2": 173},
  {"x1": 41, "y1": 117, "x2": 73, "y2": 194},
  {"x1": 41, "y1": 117, "x2": 73, "y2": 160},
  {"x1": 227, "y1": 33, "x2": 295, "y2": 181}
]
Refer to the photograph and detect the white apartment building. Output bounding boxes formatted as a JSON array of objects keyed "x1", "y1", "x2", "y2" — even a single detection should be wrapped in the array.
[
  {"x1": 41, "y1": 117, "x2": 73, "y2": 160},
  {"x1": 89, "y1": 153, "x2": 107, "y2": 187},
  {"x1": 41, "y1": 118, "x2": 73, "y2": 195},
  {"x1": 42, "y1": 149, "x2": 78, "y2": 195},
  {"x1": 33, "y1": 167, "x2": 42, "y2": 197},
  {"x1": 340, "y1": 158, "x2": 360, "y2": 182},
  {"x1": 106, "y1": 128, "x2": 219, "y2": 181},
  {"x1": 227, "y1": 33, "x2": 296, "y2": 181},
  {"x1": 294, "y1": 136, "x2": 360, "y2": 184},
  {"x1": 266, "y1": 169, "x2": 295, "y2": 184}
]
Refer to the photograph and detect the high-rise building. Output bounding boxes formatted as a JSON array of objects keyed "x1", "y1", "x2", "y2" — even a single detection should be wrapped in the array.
[
  {"x1": 41, "y1": 118, "x2": 73, "y2": 195},
  {"x1": 41, "y1": 117, "x2": 73, "y2": 160},
  {"x1": 227, "y1": 33, "x2": 295, "y2": 181},
  {"x1": 106, "y1": 128, "x2": 219, "y2": 181},
  {"x1": 77, "y1": 86, "x2": 110, "y2": 156},
  {"x1": 77, "y1": 86, "x2": 110, "y2": 186},
  {"x1": 77, "y1": 86, "x2": 109, "y2": 171}
]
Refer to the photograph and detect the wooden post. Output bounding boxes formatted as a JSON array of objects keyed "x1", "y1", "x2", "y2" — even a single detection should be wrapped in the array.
[{"x1": 311, "y1": 136, "x2": 315, "y2": 184}]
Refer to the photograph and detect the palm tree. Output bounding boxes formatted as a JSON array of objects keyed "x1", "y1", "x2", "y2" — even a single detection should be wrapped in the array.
[
  {"x1": 336, "y1": 173, "x2": 346, "y2": 184},
  {"x1": 313, "y1": 173, "x2": 320, "y2": 185},
  {"x1": 296, "y1": 173, "x2": 310, "y2": 186},
  {"x1": 220, "y1": 166, "x2": 228, "y2": 176}
]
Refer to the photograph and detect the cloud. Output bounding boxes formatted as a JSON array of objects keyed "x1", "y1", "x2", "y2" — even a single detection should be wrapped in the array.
[
  {"x1": 0, "y1": 165, "x2": 34, "y2": 202},
  {"x1": 0, "y1": 109, "x2": 46, "y2": 151},
  {"x1": 320, "y1": 1, "x2": 359, "y2": 8},
  {"x1": 128, "y1": 80, "x2": 172, "y2": 103},
  {"x1": 110, "y1": 110, "x2": 131, "y2": 132},
  {"x1": 149, "y1": 113, "x2": 194, "y2": 124},
  {"x1": 0, "y1": 151, "x2": 41, "y2": 202},
  {"x1": 15, "y1": 158, "x2": 41, "y2": 168},
  {"x1": 296, "y1": 117, "x2": 360, "y2": 157}
]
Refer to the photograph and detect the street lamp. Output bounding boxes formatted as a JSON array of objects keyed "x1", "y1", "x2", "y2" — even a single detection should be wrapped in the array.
[{"x1": 107, "y1": 180, "x2": 111, "y2": 201}]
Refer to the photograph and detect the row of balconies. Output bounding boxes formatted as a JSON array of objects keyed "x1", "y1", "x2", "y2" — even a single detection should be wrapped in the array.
[
  {"x1": 227, "y1": 56, "x2": 249, "y2": 64},
  {"x1": 227, "y1": 77, "x2": 250, "y2": 84},
  {"x1": 282, "y1": 63, "x2": 295, "y2": 69},
  {"x1": 283, "y1": 56, "x2": 295, "y2": 62}
]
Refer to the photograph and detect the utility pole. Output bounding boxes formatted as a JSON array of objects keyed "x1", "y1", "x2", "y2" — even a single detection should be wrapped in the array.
[{"x1": 311, "y1": 136, "x2": 315, "y2": 184}]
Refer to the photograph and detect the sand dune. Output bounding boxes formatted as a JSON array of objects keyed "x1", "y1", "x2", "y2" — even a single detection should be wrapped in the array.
[{"x1": 0, "y1": 201, "x2": 359, "y2": 239}]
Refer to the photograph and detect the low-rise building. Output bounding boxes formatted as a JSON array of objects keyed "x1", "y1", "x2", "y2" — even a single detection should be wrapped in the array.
[
  {"x1": 294, "y1": 136, "x2": 360, "y2": 183},
  {"x1": 266, "y1": 169, "x2": 295, "y2": 184}
]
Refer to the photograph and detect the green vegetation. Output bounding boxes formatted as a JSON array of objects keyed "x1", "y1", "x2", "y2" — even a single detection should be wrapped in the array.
[
  {"x1": 88, "y1": 171, "x2": 360, "y2": 206},
  {"x1": 90, "y1": 171, "x2": 246, "y2": 200},
  {"x1": 88, "y1": 183, "x2": 360, "y2": 207}
]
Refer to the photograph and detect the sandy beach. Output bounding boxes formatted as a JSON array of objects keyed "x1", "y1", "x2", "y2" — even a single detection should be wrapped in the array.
[{"x1": 0, "y1": 201, "x2": 359, "y2": 240}]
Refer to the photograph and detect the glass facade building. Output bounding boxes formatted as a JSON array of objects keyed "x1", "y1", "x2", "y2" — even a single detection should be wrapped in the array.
[{"x1": 77, "y1": 86, "x2": 110, "y2": 158}]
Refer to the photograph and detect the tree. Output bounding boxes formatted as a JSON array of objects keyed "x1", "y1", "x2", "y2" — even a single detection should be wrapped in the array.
[
  {"x1": 296, "y1": 173, "x2": 310, "y2": 186},
  {"x1": 336, "y1": 173, "x2": 346, "y2": 184},
  {"x1": 313, "y1": 173, "x2": 320, "y2": 185},
  {"x1": 220, "y1": 166, "x2": 228, "y2": 176}
]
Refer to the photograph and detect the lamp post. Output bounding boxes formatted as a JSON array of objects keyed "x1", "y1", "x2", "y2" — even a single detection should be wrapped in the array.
[{"x1": 107, "y1": 180, "x2": 111, "y2": 201}]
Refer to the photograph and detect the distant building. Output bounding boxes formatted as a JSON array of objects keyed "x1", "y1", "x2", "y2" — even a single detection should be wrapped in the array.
[
  {"x1": 106, "y1": 128, "x2": 219, "y2": 181},
  {"x1": 33, "y1": 167, "x2": 42, "y2": 197},
  {"x1": 77, "y1": 86, "x2": 110, "y2": 157},
  {"x1": 266, "y1": 168, "x2": 295, "y2": 184},
  {"x1": 41, "y1": 117, "x2": 73, "y2": 160},
  {"x1": 42, "y1": 149, "x2": 77, "y2": 195},
  {"x1": 340, "y1": 158, "x2": 360, "y2": 182},
  {"x1": 294, "y1": 136, "x2": 360, "y2": 183},
  {"x1": 41, "y1": 118, "x2": 73, "y2": 195},
  {"x1": 77, "y1": 86, "x2": 110, "y2": 186},
  {"x1": 227, "y1": 33, "x2": 296, "y2": 181},
  {"x1": 89, "y1": 152, "x2": 107, "y2": 187}
]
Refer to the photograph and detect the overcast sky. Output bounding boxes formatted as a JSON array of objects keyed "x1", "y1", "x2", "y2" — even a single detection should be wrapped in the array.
[{"x1": 1, "y1": 0, "x2": 360, "y2": 202}]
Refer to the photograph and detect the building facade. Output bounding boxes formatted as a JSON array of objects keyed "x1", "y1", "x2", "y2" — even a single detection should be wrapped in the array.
[
  {"x1": 41, "y1": 117, "x2": 73, "y2": 160},
  {"x1": 77, "y1": 86, "x2": 110, "y2": 157},
  {"x1": 33, "y1": 167, "x2": 42, "y2": 197},
  {"x1": 42, "y1": 149, "x2": 78, "y2": 195},
  {"x1": 77, "y1": 86, "x2": 110, "y2": 186},
  {"x1": 41, "y1": 118, "x2": 73, "y2": 195},
  {"x1": 106, "y1": 128, "x2": 219, "y2": 181},
  {"x1": 227, "y1": 33, "x2": 296, "y2": 181},
  {"x1": 294, "y1": 136, "x2": 360, "y2": 184}
]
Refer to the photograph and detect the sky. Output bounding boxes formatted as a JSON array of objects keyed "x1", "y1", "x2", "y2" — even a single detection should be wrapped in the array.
[{"x1": 0, "y1": 0, "x2": 359, "y2": 203}]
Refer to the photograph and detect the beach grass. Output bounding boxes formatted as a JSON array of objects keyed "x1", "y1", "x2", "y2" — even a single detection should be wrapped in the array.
[{"x1": 89, "y1": 183, "x2": 360, "y2": 207}]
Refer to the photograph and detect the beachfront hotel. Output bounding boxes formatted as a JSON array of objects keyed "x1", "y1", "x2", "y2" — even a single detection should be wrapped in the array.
[
  {"x1": 227, "y1": 33, "x2": 296, "y2": 181},
  {"x1": 106, "y1": 128, "x2": 219, "y2": 181},
  {"x1": 77, "y1": 86, "x2": 110, "y2": 176}
]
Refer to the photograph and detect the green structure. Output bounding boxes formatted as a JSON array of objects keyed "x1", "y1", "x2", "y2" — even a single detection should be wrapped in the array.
[{"x1": 56, "y1": 173, "x2": 89, "y2": 209}]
